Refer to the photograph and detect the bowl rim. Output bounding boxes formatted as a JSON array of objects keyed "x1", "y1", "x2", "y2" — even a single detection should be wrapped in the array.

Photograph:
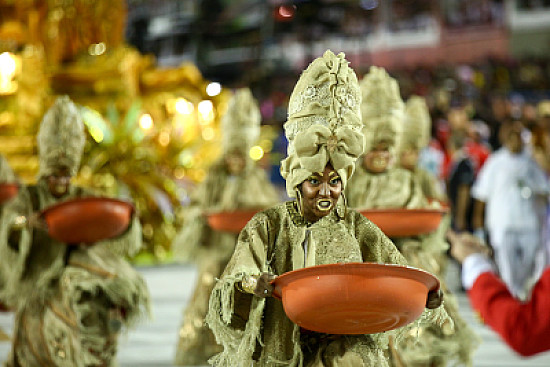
[
  {"x1": 40, "y1": 196, "x2": 135, "y2": 218},
  {"x1": 204, "y1": 208, "x2": 263, "y2": 216},
  {"x1": 358, "y1": 207, "x2": 448, "y2": 215},
  {"x1": 0, "y1": 182, "x2": 19, "y2": 188},
  {"x1": 271, "y1": 262, "x2": 440, "y2": 299}
]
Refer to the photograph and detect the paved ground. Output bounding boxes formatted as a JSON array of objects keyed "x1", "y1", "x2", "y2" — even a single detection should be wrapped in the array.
[{"x1": 1, "y1": 263, "x2": 550, "y2": 367}]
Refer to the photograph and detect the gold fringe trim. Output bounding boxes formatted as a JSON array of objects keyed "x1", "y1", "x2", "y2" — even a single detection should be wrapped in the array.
[
  {"x1": 47, "y1": 301, "x2": 78, "y2": 330},
  {"x1": 68, "y1": 260, "x2": 116, "y2": 279}
]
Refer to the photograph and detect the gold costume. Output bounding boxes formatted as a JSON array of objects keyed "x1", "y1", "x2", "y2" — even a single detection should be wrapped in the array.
[
  {"x1": 0, "y1": 97, "x2": 150, "y2": 367},
  {"x1": 346, "y1": 68, "x2": 477, "y2": 367},
  {"x1": 173, "y1": 89, "x2": 279, "y2": 366},
  {"x1": 399, "y1": 96, "x2": 445, "y2": 202},
  {"x1": 206, "y1": 51, "x2": 449, "y2": 367},
  {"x1": 0, "y1": 154, "x2": 16, "y2": 341}
]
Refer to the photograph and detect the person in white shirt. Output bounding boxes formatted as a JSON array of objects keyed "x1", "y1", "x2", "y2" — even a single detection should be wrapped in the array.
[{"x1": 472, "y1": 119, "x2": 550, "y2": 300}]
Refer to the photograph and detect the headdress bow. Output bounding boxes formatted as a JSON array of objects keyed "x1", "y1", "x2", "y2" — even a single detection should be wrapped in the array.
[{"x1": 294, "y1": 125, "x2": 364, "y2": 173}]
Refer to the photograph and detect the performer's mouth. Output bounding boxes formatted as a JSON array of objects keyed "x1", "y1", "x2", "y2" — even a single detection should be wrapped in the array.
[
  {"x1": 316, "y1": 199, "x2": 333, "y2": 212},
  {"x1": 54, "y1": 184, "x2": 68, "y2": 195},
  {"x1": 372, "y1": 156, "x2": 388, "y2": 169}
]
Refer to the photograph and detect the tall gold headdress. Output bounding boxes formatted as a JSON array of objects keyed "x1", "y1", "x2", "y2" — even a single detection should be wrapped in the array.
[
  {"x1": 281, "y1": 50, "x2": 364, "y2": 197},
  {"x1": 37, "y1": 96, "x2": 86, "y2": 178},
  {"x1": 399, "y1": 95, "x2": 431, "y2": 152},
  {"x1": 360, "y1": 66, "x2": 404, "y2": 154},
  {"x1": 221, "y1": 88, "x2": 261, "y2": 155}
]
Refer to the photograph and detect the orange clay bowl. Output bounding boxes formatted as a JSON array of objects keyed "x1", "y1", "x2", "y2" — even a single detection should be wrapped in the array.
[
  {"x1": 271, "y1": 262, "x2": 439, "y2": 335},
  {"x1": 41, "y1": 197, "x2": 134, "y2": 244},
  {"x1": 206, "y1": 209, "x2": 260, "y2": 233},
  {"x1": 359, "y1": 208, "x2": 447, "y2": 237},
  {"x1": 0, "y1": 183, "x2": 19, "y2": 204}
]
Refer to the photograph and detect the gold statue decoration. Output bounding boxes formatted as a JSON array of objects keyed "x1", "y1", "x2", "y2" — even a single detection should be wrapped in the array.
[{"x1": 0, "y1": 0, "x2": 233, "y2": 258}]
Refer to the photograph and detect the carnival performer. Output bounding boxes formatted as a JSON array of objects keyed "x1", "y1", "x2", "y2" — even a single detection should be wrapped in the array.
[
  {"x1": 398, "y1": 96, "x2": 446, "y2": 203},
  {"x1": 0, "y1": 153, "x2": 17, "y2": 341},
  {"x1": 173, "y1": 88, "x2": 280, "y2": 366},
  {"x1": 205, "y1": 51, "x2": 446, "y2": 367},
  {"x1": 0, "y1": 96, "x2": 150, "y2": 367},
  {"x1": 346, "y1": 67, "x2": 477, "y2": 367}
]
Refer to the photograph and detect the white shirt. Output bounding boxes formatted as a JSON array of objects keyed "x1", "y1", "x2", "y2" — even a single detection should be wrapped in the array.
[{"x1": 471, "y1": 148, "x2": 550, "y2": 244}]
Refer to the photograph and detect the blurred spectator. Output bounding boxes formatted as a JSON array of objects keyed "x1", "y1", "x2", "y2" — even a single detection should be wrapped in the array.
[
  {"x1": 531, "y1": 100, "x2": 550, "y2": 175},
  {"x1": 448, "y1": 230, "x2": 550, "y2": 357},
  {"x1": 418, "y1": 139, "x2": 446, "y2": 188},
  {"x1": 444, "y1": 0, "x2": 504, "y2": 28},
  {"x1": 464, "y1": 119, "x2": 491, "y2": 173},
  {"x1": 447, "y1": 132, "x2": 476, "y2": 232},
  {"x1": 472, "y1": 120, "x2": 550, "y2": 300},
  {"x1": 485, "y1": 92, "x2": 511, "y2": 151}
]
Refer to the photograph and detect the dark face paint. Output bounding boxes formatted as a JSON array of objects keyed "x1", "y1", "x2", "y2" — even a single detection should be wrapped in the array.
[
  {"x1": 300, "y1": 164, "x2": 342, "y2": 223},
  {"x1": 47, "y1": 166, "x2": 72, "y2": 198}
]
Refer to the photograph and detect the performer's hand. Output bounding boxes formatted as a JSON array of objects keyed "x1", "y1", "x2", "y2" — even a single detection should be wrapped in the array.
[
  {"x1": 448, "y1": 231, "x2": 491, "y2": 263},
  {"x1": 27, "y1": 212, "x2": 48, "y2": 232},
  {"x1": 253, "y1": 272, "x2": 277, "y2": 298},
  {"x1": 426, "y1": 289, "x2": 443, "y2": 309}
]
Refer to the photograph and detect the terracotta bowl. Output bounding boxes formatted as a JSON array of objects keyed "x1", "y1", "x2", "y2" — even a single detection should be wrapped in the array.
[
  {"x1": 0, "y1": 183, "x2": 19, "y2": 204},
  {"x1": 271, "y1": 262, "x2": 439, "y2": 335},
  {"x1": 41, "y1": 197, "x2": 134, "y2": 244},
  {"x1": 206, "y1": 209, "x2": 259, "y2": 233},
  {"x1": 359, "y1": 208, "x2": 447, "y2": 237}
]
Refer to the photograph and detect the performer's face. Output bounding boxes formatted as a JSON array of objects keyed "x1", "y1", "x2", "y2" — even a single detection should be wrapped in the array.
[
  {"x1": 363, "y1": 141, "x2": 391, "y2": 173},
  {"x1": 47, "y1": 167, "x2": 72, "y2": 198},
  {"x1": 225, "y1": 150, "x2": 246, "y2": 175},
  {"x1": 399, "y1": 148, "x2": 419, "y2": 171},
  {"x1": 300, "y1": 164, "x2": 342, "y2": 222}
]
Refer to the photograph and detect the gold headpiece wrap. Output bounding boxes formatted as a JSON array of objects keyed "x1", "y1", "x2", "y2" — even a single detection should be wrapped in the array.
[
  {"x1": 360, "y1": 66, "x2": 404, "y2": 154},
  {"x1": 281, "y1": 50, "x2": 364, "y2": 197},
  {"x1": 221, "y1": 88, "x2": 261, "y2": 154},
  {"x1": 37, "y1": 96, "x2": 86, "y2": 178},
  {"x1": 399, "y1": 95, "x2": 431, "y2": 152}
]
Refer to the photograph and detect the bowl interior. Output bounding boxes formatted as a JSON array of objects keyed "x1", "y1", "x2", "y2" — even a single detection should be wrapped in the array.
[
  {"x1": 359, "y1": 208, "x2": 447, "y2": 237},
  {"x1": 206, "y1": 209, "x2": 259, "y2": 233}
]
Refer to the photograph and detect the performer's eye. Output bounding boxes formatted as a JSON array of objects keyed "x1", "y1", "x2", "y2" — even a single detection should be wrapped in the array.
[
  {"x1": 329, "y1": 177, "x2": 341, "y2": 185},
  {"x1": 308, "y1": 177, "x2": 320, "y2": 185}
]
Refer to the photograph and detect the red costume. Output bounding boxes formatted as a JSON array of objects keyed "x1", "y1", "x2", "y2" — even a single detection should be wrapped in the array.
[{"x1": 468, "y1": 268, "x2": 550, "y2": 357}]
